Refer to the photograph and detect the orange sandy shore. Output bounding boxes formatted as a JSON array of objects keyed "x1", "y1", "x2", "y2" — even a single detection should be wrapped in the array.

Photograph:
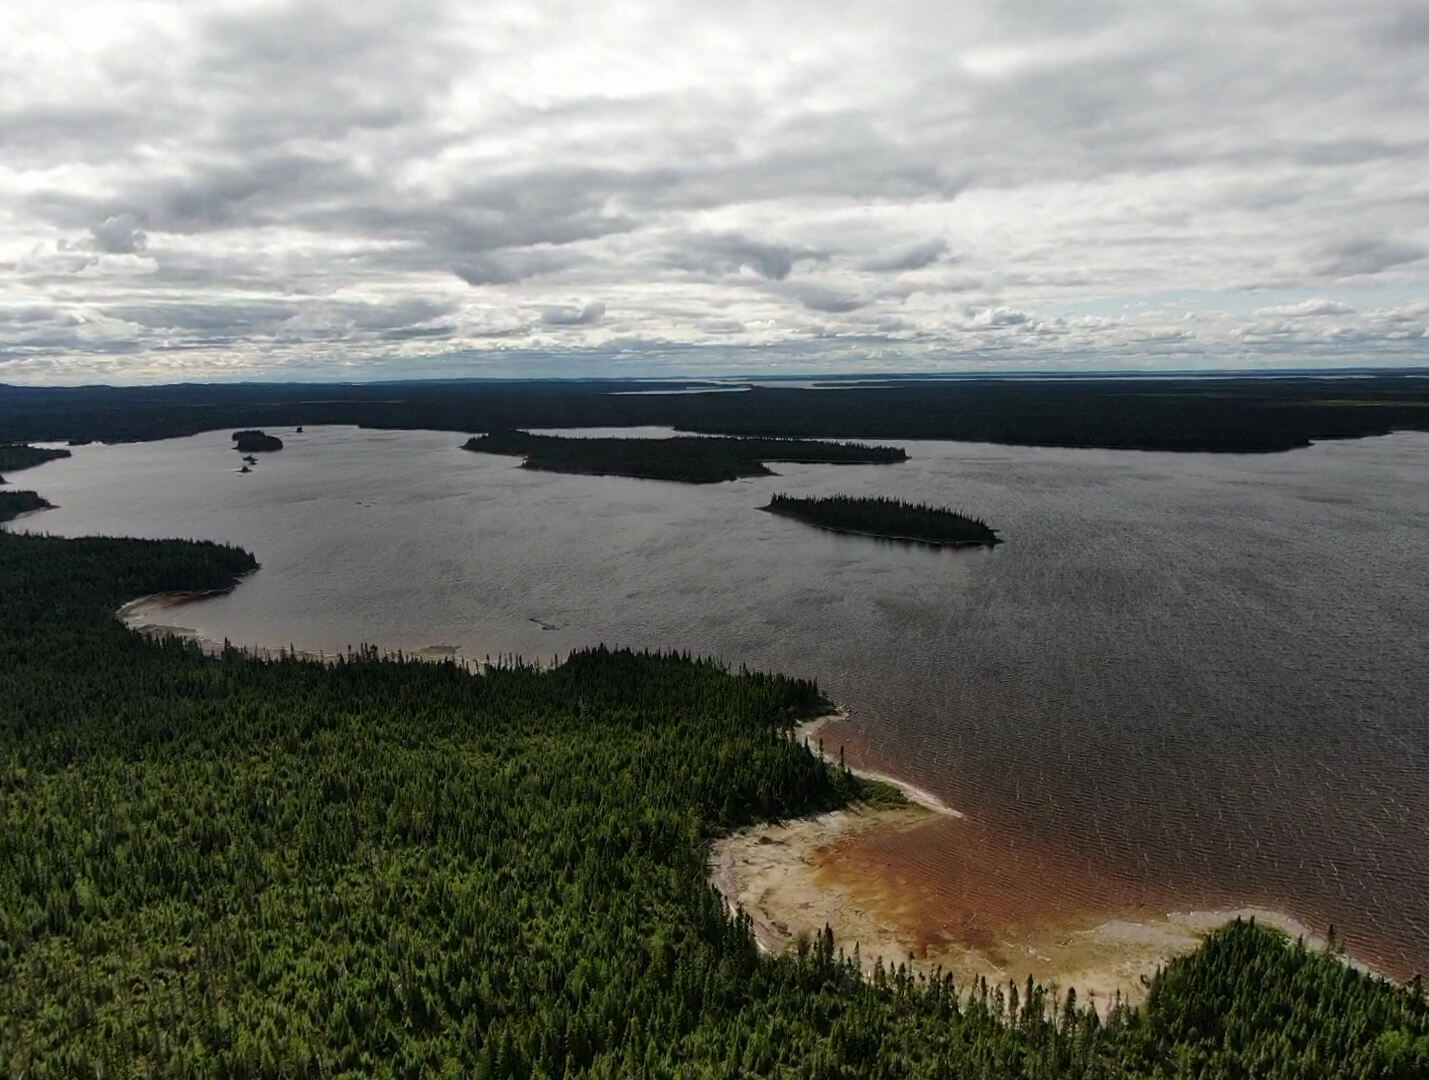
[{"x1": 710, "y1": 713, "x2": 1371, "y2": 1011}]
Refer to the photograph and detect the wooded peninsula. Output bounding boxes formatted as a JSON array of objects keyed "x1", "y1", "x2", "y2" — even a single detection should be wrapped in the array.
[
  {"x1": 0, "y1": 443, "x2": 70, "y2": 473},
  {"x1": 2, "y1": 485, "x2": 1427, "y2": 1076},
  {"x1": 463, "y1": 430, "x2": 907, "y2": 483},
  {"x1": 764, "y1": 493, "x2": 1001, "y2": 547},
  {"x1": 0, "y1": 490, "x2": 53, "y2": 523}
]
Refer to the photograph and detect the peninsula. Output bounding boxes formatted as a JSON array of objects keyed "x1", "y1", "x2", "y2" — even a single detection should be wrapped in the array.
[
  {"x1": 0, "y1": 490, "x2": 53, "y2": 523},
  {"x1": 0, "y1": 443, "x2": 71, "y2": 474},
  {"x1": 462, "y1": 429, "x2": 907, "y2": 483},
  {"x1": 763, "y1": 492, "x2": 1001, "y2": 546},
  {"x1": 232, "y1": 429, "x2": 283, "y2": 452}
]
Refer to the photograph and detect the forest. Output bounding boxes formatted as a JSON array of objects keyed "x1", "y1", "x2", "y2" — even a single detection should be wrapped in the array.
[
  {"x1": 463, "y1": 430, "x2": 907, "y2": 483},
  {"x1": 3, "y1": 372, "x2": 1429, "y2": 452},
  {"x1": 232, "y1": 430, "x2": 284, "y2": 452},
  {"x1": 0, "y1": 443, "x2": 71, "y2": 473},
  {"x1": 764, "y1": 493, "x2": 1000, "y2": 546},
  {"x1": 2, "y1": 493, "x2": 1428, "y2": 1077},
  {"x1": 0, "y1": 490, "x2": 53, "y2": 523}
]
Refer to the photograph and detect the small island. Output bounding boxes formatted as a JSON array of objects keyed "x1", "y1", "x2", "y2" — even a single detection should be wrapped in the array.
[
  {"x1": 0, "y1": 490, "x2": 54, "y2": 523},
  {"x1": 463, "y1": 430, "x2": 907, "y2": 483},
  {"x1": 762, "y1": 493, "x2": 1000, "y2": 547},
  {"x1": 232, "y1": 429, "x2": 284, "y2": 453},
  {"x1": 0, "y1": 443, "x2": 71, "y2": 473}
]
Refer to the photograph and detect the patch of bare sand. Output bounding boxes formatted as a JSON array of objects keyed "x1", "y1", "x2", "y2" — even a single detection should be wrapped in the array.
[
  {"x1": 116, "y1": 592, "x2": 487, "y2": 672},
  {"x1": 712, "y1": 714, "x2": 1343, "y2": 1012}
]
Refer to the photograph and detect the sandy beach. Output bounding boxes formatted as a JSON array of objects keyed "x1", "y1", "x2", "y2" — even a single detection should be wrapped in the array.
[
  {"x1": 116, "y1": 592, "x2": 488, "y2": 673},
  {"x1": 711, "y1": 712, "x2": 1346, "y2": 1012}
]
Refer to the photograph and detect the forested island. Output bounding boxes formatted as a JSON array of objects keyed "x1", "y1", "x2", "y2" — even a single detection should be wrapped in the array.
[
  {"x1": 463, "y1": 430, "x2": 907, "y2": 483},
  {"x1": 0, "y1": 443, "x2": 71, "y2": 473},
  {"x1": 5, "y1": 372, "x2": 1429, "y2": 452},
  {"x1": 232, "y1": 429, "x2": 284, "y2": 452},
  {"x1": 2, "y1": 506, "x2": 1427, "y2": 1075},
  {"x1": 0, "y1": 490, "x2": 52, "y2": 523},
  {"x1": 764, "y1": 493, "x2": 1001, "y2": 546}
]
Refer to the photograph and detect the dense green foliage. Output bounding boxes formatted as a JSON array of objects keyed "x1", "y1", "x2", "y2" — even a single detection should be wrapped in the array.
[
  {"x1": 5, "y1": 373, "x2": 1429, "y2": 451},
  {"x1": 0, "y1": 443, "x2": 70, "y2": 473},
  {"x1": 232, "y1": 430, "x2": 284, "y2": 453},
  {"x1": 765, "y1": 493, "x2": 1000, "y2": 546},
  {"x1": 3, "y1": 527, "x2": 1427, "y2": 1077},
  {"x1": 0, "y1": 490, "x2": 53, "y2": 523},
  {"x1": 464, "y1": 430, "x2": 907, "y2": 483},
  {"x1": 0, "y1": 488, "x2": 52, "y2": 522}
]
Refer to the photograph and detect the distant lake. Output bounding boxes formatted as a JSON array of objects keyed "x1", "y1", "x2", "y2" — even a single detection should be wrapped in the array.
[{"x1": 10, "y1": 426, "x2": 1429, "y2": 977}]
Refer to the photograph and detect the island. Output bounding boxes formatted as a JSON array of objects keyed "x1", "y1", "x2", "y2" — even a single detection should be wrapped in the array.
[
  {"x1": 232, "y1": 429, "x2": 284, "y2": 452},
  {"x1": 462, "y1": 429, "x2": 907, "y2": 483},
  {"x1": 0, "y1": 443, "x2": 71, "y2": 474},
  {"x1": 762, "y1": 492, "x2": 1001, "y2": 546},
  {"x1": 0, "y1": 490, "x2": 53, "y2": 523}
]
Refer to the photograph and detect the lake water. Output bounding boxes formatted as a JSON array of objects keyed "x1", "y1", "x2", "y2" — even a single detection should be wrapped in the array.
[{"x1": 9, "y1": 426, "x2": 1429, "y2": 978}]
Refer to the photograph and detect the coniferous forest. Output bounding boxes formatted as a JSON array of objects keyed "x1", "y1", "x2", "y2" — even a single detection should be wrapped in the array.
[
  {"x1": 0, "y1": 443, "x2": 71, "y2": 474},
  {"x1": 763, "y1": 493, "x2": 1000, "y2": 546},
  {"x1": 0, "y1": 490, "x2": 53, "y2": 523},
  {"x1": 231, "y1": 430, "x2": 285, "y2": 453},
  {"x1": 2, "y1": 496, "x2": 1428, "y2": 1077},
  {"x1": 6, "y1": 374, "x2": 1429, "y2": 452},
  {"x1": 463, "y1": 430, "x2": 907, "y2": 483}
]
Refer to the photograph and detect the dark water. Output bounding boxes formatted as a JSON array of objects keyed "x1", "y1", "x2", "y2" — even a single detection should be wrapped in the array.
[{"x1": 10, "y1": 426, "x2": 1429, "y2": 976}]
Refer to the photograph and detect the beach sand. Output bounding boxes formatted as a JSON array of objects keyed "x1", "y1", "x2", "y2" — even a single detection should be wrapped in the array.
[
  {"x1": 116, "y1": 592, "x2": 488, "y2": 673},
  {"x1": 710, "y1": 713, "x2": 1342, "y2": 1012}
]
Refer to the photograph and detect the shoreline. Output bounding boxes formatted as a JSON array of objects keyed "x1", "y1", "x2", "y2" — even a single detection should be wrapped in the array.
[
  {"x1": 794, "y1": 711, "x2": 962, "y2": 817},
  {"x1": 112, "y1": 589, "x2": 1390, "y2": 1004},
  {"x1": 712, "y1": 709, "x2": 1381, "y2": 1011},
  {"x1": 115, "y1": 591, "x2": 490, "y2": 674}
]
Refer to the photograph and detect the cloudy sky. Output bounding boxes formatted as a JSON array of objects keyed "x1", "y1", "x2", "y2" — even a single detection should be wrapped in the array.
[{"x1": 3, "y1": 0, "x2": 1427, "y2": 383}]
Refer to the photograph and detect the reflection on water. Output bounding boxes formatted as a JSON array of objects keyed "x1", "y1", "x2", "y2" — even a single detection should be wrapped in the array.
[{"x1": 10, "y1": 425, "x2": 1429, "y2": 977}]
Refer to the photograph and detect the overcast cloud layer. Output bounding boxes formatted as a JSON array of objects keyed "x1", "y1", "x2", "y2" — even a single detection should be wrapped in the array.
[{"x1": 2, "y1": 0, "x2": 1427, "y2": 382}]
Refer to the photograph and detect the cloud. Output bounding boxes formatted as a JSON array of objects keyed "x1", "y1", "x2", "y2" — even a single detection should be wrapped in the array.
[
  {"x1": 89, "y1": 214, "x2": 148, "y2": 255},
  {"x1": 454, "y1": 247, "x2": 583, "y2": 286},
  {"x1": 1254, "y1": 298, "x2": 1355, "y2": 318},
  {"x1": 858, "y1": 238, "x2": 949, "y2": 273},
  {"x1": 540, "y1": 301, "x2": 606, "y2": 326},
  {"x1": 780, "y1": 283, "x2": 868, "y2": 313},
  {"x1": 665, "y1": 232, "x2": 817, "y2": 281},
  {"x1": 1, "y1": 0, "x2": 1427, "y2": 381},
  {"x1": 1315, "y1": 238, "x2": 1426, "y2": 279}
]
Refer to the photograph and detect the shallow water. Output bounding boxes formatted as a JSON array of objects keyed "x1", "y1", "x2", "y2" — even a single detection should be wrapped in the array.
[{"x1": 10, "y1": 425, "x2": 1429, "y2": 976}]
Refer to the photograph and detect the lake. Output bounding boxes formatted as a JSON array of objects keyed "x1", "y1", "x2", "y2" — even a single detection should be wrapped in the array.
[{"x1": 10, "y1": 425, "x2": 1429, "y2": 978}]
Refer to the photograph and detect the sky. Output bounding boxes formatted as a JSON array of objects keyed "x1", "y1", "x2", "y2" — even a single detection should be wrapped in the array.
[{"x1": 2, "y1": 0, "x2": 1428, "y2": 384}]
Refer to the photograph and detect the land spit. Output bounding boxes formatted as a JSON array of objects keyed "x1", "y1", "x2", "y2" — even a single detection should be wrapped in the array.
[{"x1": 116, "y1": 592, "x2": 488, "y2": 673}]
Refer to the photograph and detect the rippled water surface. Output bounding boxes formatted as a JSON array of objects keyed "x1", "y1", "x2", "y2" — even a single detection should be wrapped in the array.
[{"x1": 11, "y1": 426, "x2": 1429, "y2": 975}]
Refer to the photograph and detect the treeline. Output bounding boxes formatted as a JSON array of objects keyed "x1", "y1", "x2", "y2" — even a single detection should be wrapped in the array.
[
  {"x1": 0, "y1": 490, "x2": 53, "y2": 523},
  {"x1": 232, "y1": 429, "x2": 284, "y2": 452},
  {"x1": 765, "y1": 493, "x2": 1000, "y2": 546},
  {"x1": 464, "y1": 430, "x2": 906, "y2": 483},
  {"x1": 4, "y1": 373, "x2": 1429, "y2": 451},
  {"x1": 3, "y1": 530, "x2": 1428, "y2": 1076},
  {"x1": 0, "y1": 443, "x2": 70, "y2": 473}
]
